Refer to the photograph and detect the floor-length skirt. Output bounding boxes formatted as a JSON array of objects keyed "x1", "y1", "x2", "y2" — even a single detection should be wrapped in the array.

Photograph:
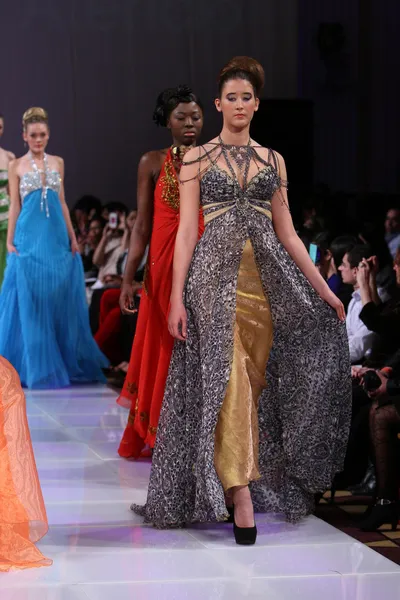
[
  {"x1": 0, "y1": 188, "x2": 108, "y2": 388},
  {"x1": 0, "y1": 356, "x2": 52, "y2": 571},
  {"x1": 135, "y1": 202, "x2": 351, "y2": 527}
]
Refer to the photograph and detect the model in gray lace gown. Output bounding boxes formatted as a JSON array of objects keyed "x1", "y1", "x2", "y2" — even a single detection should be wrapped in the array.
[
  {"x1": 133, "y1": 139, "x2": 351, "y2": 526},
  {"x1": 133, "y1": 56, "x2": 351, "y2": 532}
]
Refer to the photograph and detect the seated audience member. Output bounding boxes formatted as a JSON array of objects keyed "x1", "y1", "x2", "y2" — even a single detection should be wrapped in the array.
[
  {"x1": 94, "y1": 246, "x2": 148, "y2": 369},
  {"x1": 80, "y1": 216, "x2": 105, "y2": 280},
  {"x1": 297, "y1": 200, "x2": 325, "y2": 240},
  {"x1": 71, "y1": 195, "x2": 102, "y2": 244},
  {"x1": 327, "y1": 234, "x2": 359, "y2": 310},
  {"x1": 356, "y1": 349, "x2": 400, "y2": 531},
  {"x1": 358, "y1": 249, "x2": 400, "y2": 364},
  {"x1": 314, "y1": 232, "x2": 357, "y2": 297},
  {"x1": 384, "y1": 207, "x2": 400, "y2": 260},
  {"x1": 358, "y1": 223, "x2": 396, "y2": 292},
  {"x1": 339, "y1": 244, "x2": 390, "y2": 364},
  {"x1": 89, "y1": 211, "x2": 137, "y2": 333},
  {"x1": 312, "y1": 232, "x2": 341, "y2": 295},
  {"x1": 101, "y1": 201, "x2": 128, "y2": 223},
  {"x1": 92, "y1": 206, "x2": 131, "y2": 287}
]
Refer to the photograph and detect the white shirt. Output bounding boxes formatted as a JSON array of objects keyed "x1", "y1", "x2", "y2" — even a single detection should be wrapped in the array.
[{"x1": 346, "y1": 287, "x2": 390, "y2": 363}]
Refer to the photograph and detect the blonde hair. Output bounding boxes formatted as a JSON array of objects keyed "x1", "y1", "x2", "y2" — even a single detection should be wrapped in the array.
[{"x1": 22, "y1": 107, "x2": 49, "y2": 130}]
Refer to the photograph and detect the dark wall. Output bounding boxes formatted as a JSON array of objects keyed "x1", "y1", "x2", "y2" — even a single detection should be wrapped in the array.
[
  {"x1": 298, "y1": 0, "x2": 400, "y2": 195},
  {"x1": 0, "y1": 0, "x2": 298, "y2": 207}
]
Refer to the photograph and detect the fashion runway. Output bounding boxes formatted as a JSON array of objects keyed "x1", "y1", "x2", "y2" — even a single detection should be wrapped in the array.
[{"x1": 2, "y1": 385, "x2": 400, "y2": 599}]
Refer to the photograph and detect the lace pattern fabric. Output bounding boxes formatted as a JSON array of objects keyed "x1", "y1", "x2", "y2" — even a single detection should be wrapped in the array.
[{"x1": 134, "y1": 142, "x2": 351, "y2": 527}]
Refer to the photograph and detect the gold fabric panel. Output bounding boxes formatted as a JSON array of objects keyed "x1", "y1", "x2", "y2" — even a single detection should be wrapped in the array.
[
  {"x1": 204, "y1": 206, "x2": 231, "y2": 224},
  {"x1": 214, "y1": 239, "x2": 273, "y2": 491}
]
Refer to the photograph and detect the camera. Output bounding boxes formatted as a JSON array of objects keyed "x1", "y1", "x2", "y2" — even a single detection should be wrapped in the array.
[{"x1": 362, "y1": 370, "x2": 382, "y2": 392}]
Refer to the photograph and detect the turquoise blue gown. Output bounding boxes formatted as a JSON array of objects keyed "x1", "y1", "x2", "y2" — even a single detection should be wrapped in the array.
[{"x1": 0, "y1": 164, "x2": 108, "y2": 389}]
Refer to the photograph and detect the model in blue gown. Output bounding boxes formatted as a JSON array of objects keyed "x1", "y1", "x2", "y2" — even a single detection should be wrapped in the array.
[{"x1": 0, "y1": 154, "x2": 108, "y2": 389}]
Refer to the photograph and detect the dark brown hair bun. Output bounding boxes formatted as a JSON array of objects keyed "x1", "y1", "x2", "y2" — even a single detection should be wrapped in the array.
[{"x1": 218, "y1": 56, "x2": 265, "y2": 97}]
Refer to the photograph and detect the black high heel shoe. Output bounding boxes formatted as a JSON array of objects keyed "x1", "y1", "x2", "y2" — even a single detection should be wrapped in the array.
[
  {"x1": 233, "y1": 506, "x2": 257, "y2": 545},
  {"x1": 359, "y1": 499, "x2": 399, "y2": 532}
]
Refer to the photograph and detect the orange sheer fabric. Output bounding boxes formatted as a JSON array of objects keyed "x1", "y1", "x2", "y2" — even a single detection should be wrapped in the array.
[{"x1": 0, "y1": 356, "x2": 51, "y2": 571}]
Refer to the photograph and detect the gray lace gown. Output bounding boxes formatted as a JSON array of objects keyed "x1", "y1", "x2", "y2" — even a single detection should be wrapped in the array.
[{"x1": 134, "y1": 143, "x2": 351, "y2": 526}]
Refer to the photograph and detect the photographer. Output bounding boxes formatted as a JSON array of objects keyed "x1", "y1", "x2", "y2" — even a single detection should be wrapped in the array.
[
  {"x1": 92, "y1": 206, "x2": 131, "y2": 286},
  {"x1": 339, "y1": 245, "x2": 390, "y2": 364},
  {"x1": 354, "y1": 351, "x2": 400, "y2": 531},
  {"x1": 357, "y1": 249, "x2": 400, "y2": 364}
]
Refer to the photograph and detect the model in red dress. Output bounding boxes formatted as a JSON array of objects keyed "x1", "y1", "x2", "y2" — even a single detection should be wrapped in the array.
[{"x1": 117, "y1": 86, "x2": 204, "y2": 458}]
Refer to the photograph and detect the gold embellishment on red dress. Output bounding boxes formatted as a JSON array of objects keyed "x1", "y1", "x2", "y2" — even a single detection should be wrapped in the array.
[
  {"x1": 134, "y1": 398, "x2": 139, "y2": 414},
  {"x1": 160, "y1": 153, "x2": 180, "y2": 211},
  {"x1": 142, "y1": 260, "x2": 149, "y2": 295},
  {"x1": 126, "y1": 381, "x2": 138, "y2": 394},
  {"x1": 139, "y1": 411, "x2": 148, "y2": 423},
  {"x1": 148, "y1": 425, "x2": 157, "y2": 435}
]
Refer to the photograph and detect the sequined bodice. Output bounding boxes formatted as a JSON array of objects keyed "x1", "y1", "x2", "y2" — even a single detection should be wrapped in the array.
[
  {"x1": 19, "y1": 170, "x2": 61, "y2": 202},
  {"x1": 200, "y1": 163, "x2": 281, "y2": 225}
]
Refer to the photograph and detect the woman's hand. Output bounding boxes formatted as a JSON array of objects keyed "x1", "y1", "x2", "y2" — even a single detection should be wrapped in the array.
[
  {"x1": 7, "y1": 241, "x2": 18, "y2": 254},
  {"x1": 168, "y1": 300, "x2": 188, "y2": 341},
  {"x1": 322, "y1": 290, "x2": 346, "y2": 322},
  {"x1": 119, "y1": 281, "x2": 142, "y2": 314},
  {"x1": 367, "y1": 255, "x2": 379, "y2": 278},
  {"x1": 368, "y1": 370, "x2": 389, "y2": 400},
  {"x1": 118, "y1": 213, "x2": 127, "y2": 231},
  {"x1": 102, "y1": 224, "x2": 113, "y2": 240},
  {"x1": 71, "y1": 239, "x2": 80, "y2": 255},
  {"x1": 351, "y1": 365, "x2": 370, "y2": 379}
]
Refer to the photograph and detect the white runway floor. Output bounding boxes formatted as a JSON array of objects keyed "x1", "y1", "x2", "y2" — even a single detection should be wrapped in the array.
[{"x1": 2, "y1": 384, "x2": 400, "y2": 599}]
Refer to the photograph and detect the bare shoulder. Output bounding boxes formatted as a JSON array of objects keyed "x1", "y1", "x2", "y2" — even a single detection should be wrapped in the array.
[
  {"x1": 8, "y1": 156, "x2": 22, "y2": 174},
  {"x1": 252, "y1": 142, "x2": 286, "y2": 173},
  {"x1": 270, "y1": 150, "x2": 286, "y2": 176},
  {"x1": 184, "y1": 141, "x2": 216, "y2": 163},
  {"x1": 138, "y1": 149, "x2": 166, "y2": 174},
  {"x1": 49, "y1": 154, "x2": 64, "y2": 167}
]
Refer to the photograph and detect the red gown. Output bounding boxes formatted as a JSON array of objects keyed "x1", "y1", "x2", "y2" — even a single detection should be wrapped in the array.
[{"x1": 117, "y1": 149, "x2": 203, "y2": 458}]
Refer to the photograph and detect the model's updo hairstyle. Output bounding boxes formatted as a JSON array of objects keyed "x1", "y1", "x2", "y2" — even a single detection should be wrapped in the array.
[
  {"x1": 218, "y1": 56, "x2": 265, "y2": 98},
  {"x1": 22, "y1": 107, "x2": 49, "y2": 131},
  {"x1": 153, "y1": 85, "x2": 203, "y2": 127}
]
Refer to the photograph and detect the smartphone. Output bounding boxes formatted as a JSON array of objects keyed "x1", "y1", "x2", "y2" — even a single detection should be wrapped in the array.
[
  {"x1": 309, "y1": 243, "x2": 321, "y2": 265},
  {"x1": 108, "y1": 212, "x2": 118, "y2": 229}
]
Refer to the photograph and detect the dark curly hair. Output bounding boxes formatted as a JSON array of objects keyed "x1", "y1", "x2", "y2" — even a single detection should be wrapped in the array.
[{"x1": 153, "y1": 85, "x2": 203, "y2": 127}]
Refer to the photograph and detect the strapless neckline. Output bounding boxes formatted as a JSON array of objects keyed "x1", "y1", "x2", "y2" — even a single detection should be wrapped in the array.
[{"x1": 20, "y1": 170, "x2": 61, "y2": 180}]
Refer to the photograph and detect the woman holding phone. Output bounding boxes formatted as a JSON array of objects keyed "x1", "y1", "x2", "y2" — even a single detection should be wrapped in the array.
[{"x1": 0, "y1": 107, "x2": 108, "y2": 389}]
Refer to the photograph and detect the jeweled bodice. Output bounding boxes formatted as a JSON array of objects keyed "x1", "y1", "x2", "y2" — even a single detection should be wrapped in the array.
[
  {"x1": 19, "y1": 170, "x2": 61, "y2": 202},
  {"x1": 200, "y1": 163, "x2": 282, "y2": 225}
]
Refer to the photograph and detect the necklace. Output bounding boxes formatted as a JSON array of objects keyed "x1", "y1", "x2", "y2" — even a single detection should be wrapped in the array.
[
  {"x1": 219, "y1": 136, "x2": 253, "y2": 187},
  {"x1": 29, "y1": 151, "x2": 50, "y2": 217},
  {"x1": 171, "y1": 144, "x2": 194, "y2": 173}
]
